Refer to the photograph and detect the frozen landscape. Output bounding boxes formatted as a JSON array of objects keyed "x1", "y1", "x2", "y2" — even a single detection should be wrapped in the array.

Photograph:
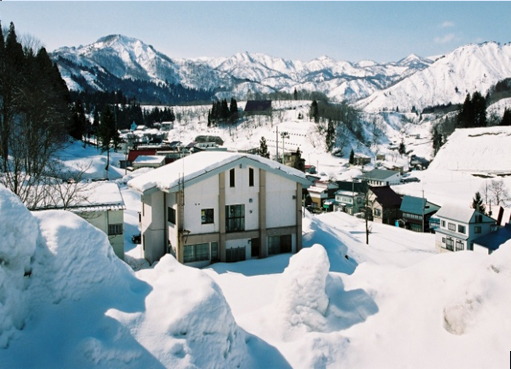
[
  {"x1": 1, "y1": 99, "x2": 511, "y2": 368},
  {"x1": 1, "y1": 7, "x2": 511, "y2": 366}
]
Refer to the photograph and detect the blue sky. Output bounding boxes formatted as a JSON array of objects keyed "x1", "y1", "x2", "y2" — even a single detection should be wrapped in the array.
[{"x1": 1, "y1": 2, "x2": 510, "y2": 63}]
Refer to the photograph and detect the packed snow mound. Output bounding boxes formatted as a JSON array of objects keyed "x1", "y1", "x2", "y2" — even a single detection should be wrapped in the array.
[
  {"x1": 126, "y1": 255, "x2": 248, "y2": 368},
  {"x1": 30, "y1": 210, "x2": 132, "y2": 304},
  {"x1": 0, "y1": 185, "x2": 38, "y2": 347},
  {"x1": 429, "y1": 126, "x2": 511, "y2": 172},
  {"x1": 273, "y1": 244, "x2": 330, "y2": 339}
]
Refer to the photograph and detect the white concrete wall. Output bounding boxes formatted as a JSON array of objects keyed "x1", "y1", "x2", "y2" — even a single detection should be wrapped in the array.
[
  {"x1": 265, "y1": 172, "x2": 297, "y2": 228},
  {"x1": 141, "y1": 191, "x2": 166, "y2": 263},
  {"x1": 79, "y1": 209, "x2": 124, "y2": 259},
  {"x1": 224, "y1": 165, "x2": 260, "y2": 231},
  {"x1": 183, "y1": 175, "x2": 220, "y2": 234}
]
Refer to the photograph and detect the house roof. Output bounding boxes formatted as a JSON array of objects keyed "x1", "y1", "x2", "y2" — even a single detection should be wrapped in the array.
[
  {"x1": 473, "y1": 224, "x2": 511, "y2": 251},
  {"x1": 133, "y1": 155, "x2": 166, "y2": 164},
  {"x1": 32, "y1": 182, "x2": 126, "y2": 213},
  {"x1": 128, "y1": 151, "x2": 311, "y2": 194},
  {"x1": 128, "y1": 149, "x2": 157, "y2": 162},
  {"x1": 435, "y1": 204, "x2": 492, "y2": 224},
  {"x1": 369, "y1": 186, "x2": 402, "y2": 207},
  {"x1": 335, "y1": 180, "x2": 367, "y2": 193},
  {"x1": 400, "y1": 195, "x2": 440, "y2": 216},
  {"x1": 244, "y1": 100, "x2": 272, "y2": 112},
  {"x1": 359, "y1": 169, "x2": 400, "y2": 181}
]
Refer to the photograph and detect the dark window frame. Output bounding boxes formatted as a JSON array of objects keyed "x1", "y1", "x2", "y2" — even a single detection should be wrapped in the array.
[
  {"x1": 230, "y1": 168, "x2": 235, "y2": 187},
  {"x1": 168, "y1": 207, "x2": 176, "y2": 225},
  {"x1": 225, "y1": 204, "x2": 245, "y2": 233},
  {"x1": 108, "y1": 223, "x2": 123, "y2": 236},
  {"x1": 201, "y1": 208, "x2": 214, "y2": 224},
  {"x1": 249, "y1": 167, "x2": 254, "y2": 187}
]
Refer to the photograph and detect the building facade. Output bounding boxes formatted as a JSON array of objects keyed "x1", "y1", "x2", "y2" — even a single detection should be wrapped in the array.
[{"x1": 129, "y1": 152, "x2": 310, "y2": 266}]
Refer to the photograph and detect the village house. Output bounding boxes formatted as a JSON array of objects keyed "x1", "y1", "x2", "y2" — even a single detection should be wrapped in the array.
[
  {"x1": 128, "y1": 151, "x2": 310, "y2": 266},
  {"x1": 358, "y1": 169, "x2": 402, "y2": 186},
  {"x1": 32, "y1": 182, "x2": 126, "y2": 260},
  {"x1": 333, "y1": 190, "x2": 364, "y2": 214},
  {"x1": 307, "y1": 180, "x2": 339, "y2": 210},
  {"x1": 399, "y1": 195, "x2": 440, "y2": 232},
  {"x1": 434, "y1": 204, "x2": 496, "y2": 253},
  {"x1": 473, "y1": 224, "x2": 511, "y2": 255},
  {"x1": 367, "y1": 185, "x2": 402, "y2": 225}
]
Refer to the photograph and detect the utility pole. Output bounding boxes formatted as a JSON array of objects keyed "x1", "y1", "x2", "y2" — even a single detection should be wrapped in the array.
[
  {"x1": 281, "y1": 131, "x2": 289, "y2": 164},
  {"x1": 422, "y1": 188, "x2": 425, "y2": 232},
  {"x1": 276, "y1": 126, "x2": 279, "y2": 162}
]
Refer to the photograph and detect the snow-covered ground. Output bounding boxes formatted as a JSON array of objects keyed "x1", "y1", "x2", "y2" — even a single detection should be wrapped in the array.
[{"x1": 2, "y1": 104, "x2": 511, "y2": 367}]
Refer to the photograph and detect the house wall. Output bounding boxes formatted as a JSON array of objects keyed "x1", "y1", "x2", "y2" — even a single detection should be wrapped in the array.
[
  {"x1": 78, "y1": 209, "x2": 124, "y2": 260},
  {"x1": 140, "y1": 162, "x2": 302, "y2": 266},
  {"x1": 141, "y1": 191, "x2": 166, "y2": 263},
  {"x1": 265, "y1": 171, "x2": 297, "y2": 228}
]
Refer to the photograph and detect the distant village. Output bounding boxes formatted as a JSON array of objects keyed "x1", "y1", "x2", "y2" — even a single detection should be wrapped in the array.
[{"x1": 39, "y1": 99, "x2": 509, "y2": 268}]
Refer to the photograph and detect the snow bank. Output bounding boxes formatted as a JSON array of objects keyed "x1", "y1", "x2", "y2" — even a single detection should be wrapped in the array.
[
  {"x1": 0, "y1": 185, "x2": 38, "y2": 347},
  {"x1": 123, "y1": 255, "x2": 248, "y2": 368},
  {"x1": 273, "y1": 244, "x2": 330, "y2": 339},
  {"x1": 30, "y1": 210, "x2": 132, "y2": 304}
]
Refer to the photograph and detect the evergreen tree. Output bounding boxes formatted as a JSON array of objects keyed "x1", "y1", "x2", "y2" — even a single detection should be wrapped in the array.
[
  {"x1": 501, "y1": 108, "x2": 511, "y2": 126},
  {"x1": 471, "y1": 91, "x2": 487, "y2": 128},
  {"x1": 471, "y1": 191, "x2": 486, "y2": 214},
  {"x1": 326, "y1": 119, "x2": 335, "y2": 152},
  {"x1": 310, "y1": 100, "x2": 319, "y2": 123},
  {"x1": 398, "y1": 139, "x2": 406, "y2": 155},
  {"x1": 98, "y1": 105, "x2": 119, "y2": 173},
  {"x1": 349, "y1": 149, "x2": 355, "y2": 165},
  {"x1": 259, "y1": 136, "x2": 270, "y2": 159},
  {"x1": 293, "y1": 147, "x2": 305, "y2": 172},
  {"x1": 293, "y1": 88, "x2": 298, "y2": 100},
  {"x1": 69, "y1": 99, "x2": 87, "y2": 141},
  {"x1": 432, "y1": 125, "x2": 443, "y2": 156}
]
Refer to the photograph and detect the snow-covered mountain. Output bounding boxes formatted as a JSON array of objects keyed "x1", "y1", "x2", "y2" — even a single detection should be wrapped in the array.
[
  {"x1": 357, "y1": 42, "x2": 511, "y2": 112},
  {"x1": 51, "y1": 34, "x2": 432, "y2": 102}
]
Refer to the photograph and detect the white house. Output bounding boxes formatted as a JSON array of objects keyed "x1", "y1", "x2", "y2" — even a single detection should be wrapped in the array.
[
  {"x1": 434, "y1": 204, "x2": 496, "y2": 253},
  {"x1": 333, "y1": 190, "x2": 364, "y2": 214},
  {"x1": 32, "y1": 182, "x2": 126, "y2": 260},
  {"x1": 358, "y1": 169, "x2": 402, "y2": 186},
  {"x1": 128, "y1": 151, "x2": 311, "y2": 266}
]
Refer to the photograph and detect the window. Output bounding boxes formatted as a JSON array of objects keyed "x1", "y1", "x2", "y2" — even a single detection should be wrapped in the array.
[
  {"x1": 268, "y1": 235, "x2": 292, "y2": 255},
  {"x1": 456, "y1": 240, "x2": 464, "y2": 251},
  {"x1": 458, "y1": 225, "x2": 466, "y2": 234},
  {"x1": 475, "y1": 226, "x2": 482, "y2": 234},
  {"x1": 441, "y1": 220, "x2": 446, "y2": 227},
  {"x1": 226, "y1": 204, "x2": 245, "y2": 232},
  {"x1": 183, "y1": 243, "x2": 209, "y2": 263},
  {"x1": 211, "y1": 242, "x2": 219, "y2": 261},
  {"x1": 448, "y1": 223, "x2": 456, "y2": 231},
  {"x1": 475, "y1": 215, "x2": 482, "y2": 223},
  {"x1": 229, "y1": 168, "x2": 235, "y2": 187},
  {"x1": 108, "y1": 223, "x2": 123, "y2": 235},
  {"x1": 249, "y1": 168, "x2": 254, "y2": 187},
  {"x1": 446, "y1": 238, "x2": 454, "y2": 251},
  {"x1": 168, "y1": 207, "x2": 176, "y2": 225},
  {"x1": 374, "y1": 208, "x2": 382, "y2": 217},
  {"x1": 201, "y1": 209, "x2": 214, "y2": 224}
]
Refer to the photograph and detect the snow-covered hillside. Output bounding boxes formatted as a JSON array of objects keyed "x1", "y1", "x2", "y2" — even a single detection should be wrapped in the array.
[
  {"x1": 429, "y1": 126, "x2": 511, "y2": 173},
  {"x1": 51, "y1": 34, "x2": 432, "y2": 102},
  {"x1": 358, "y1": 42, "x2": 511, "y2": 112}
]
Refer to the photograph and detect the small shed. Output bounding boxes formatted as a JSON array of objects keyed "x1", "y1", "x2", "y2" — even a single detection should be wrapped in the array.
[
  {"x1": 133, "y1": 155, "x2": 166, "y2": 169},
  {"x1": 244, "y1": 100, "x2": 272, "y2": 115}
]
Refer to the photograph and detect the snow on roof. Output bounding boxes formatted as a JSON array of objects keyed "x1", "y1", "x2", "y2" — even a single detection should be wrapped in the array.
[
  {"x1": 359, "y1": 169, "x2": 400, "y2": 181},
  {"x1": 133, "y1": 155, "x2": 165, "y2": 164},
  {"x1": 435, "y1": 204, "x2": 476, "y2": 223},
  {"x1": 32, "y1": 182, "x2": 125, "y2": 213},
  {"x1": 128, "y1": 151, "x2": 310, "y2": 194}
]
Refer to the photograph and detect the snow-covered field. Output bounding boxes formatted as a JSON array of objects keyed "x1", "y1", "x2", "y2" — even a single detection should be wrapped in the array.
[{"x1": 2, "y1": 105, "x2": 511, "y2": 368}]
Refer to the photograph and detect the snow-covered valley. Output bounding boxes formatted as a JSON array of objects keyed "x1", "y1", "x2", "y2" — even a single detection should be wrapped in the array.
[{"x1": 2, "y1": 100, "x2": 511, "y2": 368}]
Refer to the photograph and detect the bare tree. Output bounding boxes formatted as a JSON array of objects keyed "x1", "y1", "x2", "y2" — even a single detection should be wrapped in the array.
[{"x1": 487, "y1": 179, "x2": 509, "y2": 206}]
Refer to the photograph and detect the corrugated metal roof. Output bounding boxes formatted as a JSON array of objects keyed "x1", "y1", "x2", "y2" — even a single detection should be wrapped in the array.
[
  {"x1": 473, "y1": 224, "x2": 511, "y2": 250},
  {"x1": 400, "y1": 195, "x2": 440, "y2": 215},
  {"x1": 359, "y1": 169, "x2": 400, "y2": 181}
]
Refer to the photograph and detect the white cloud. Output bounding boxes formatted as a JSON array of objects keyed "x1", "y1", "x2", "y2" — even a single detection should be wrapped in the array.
[
  {"x1": 434, "y1": 33, "x2": 455, "y2": 44},
  {"x1": 440, "y1": 21, "x2": 455, "y2": 28}
]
